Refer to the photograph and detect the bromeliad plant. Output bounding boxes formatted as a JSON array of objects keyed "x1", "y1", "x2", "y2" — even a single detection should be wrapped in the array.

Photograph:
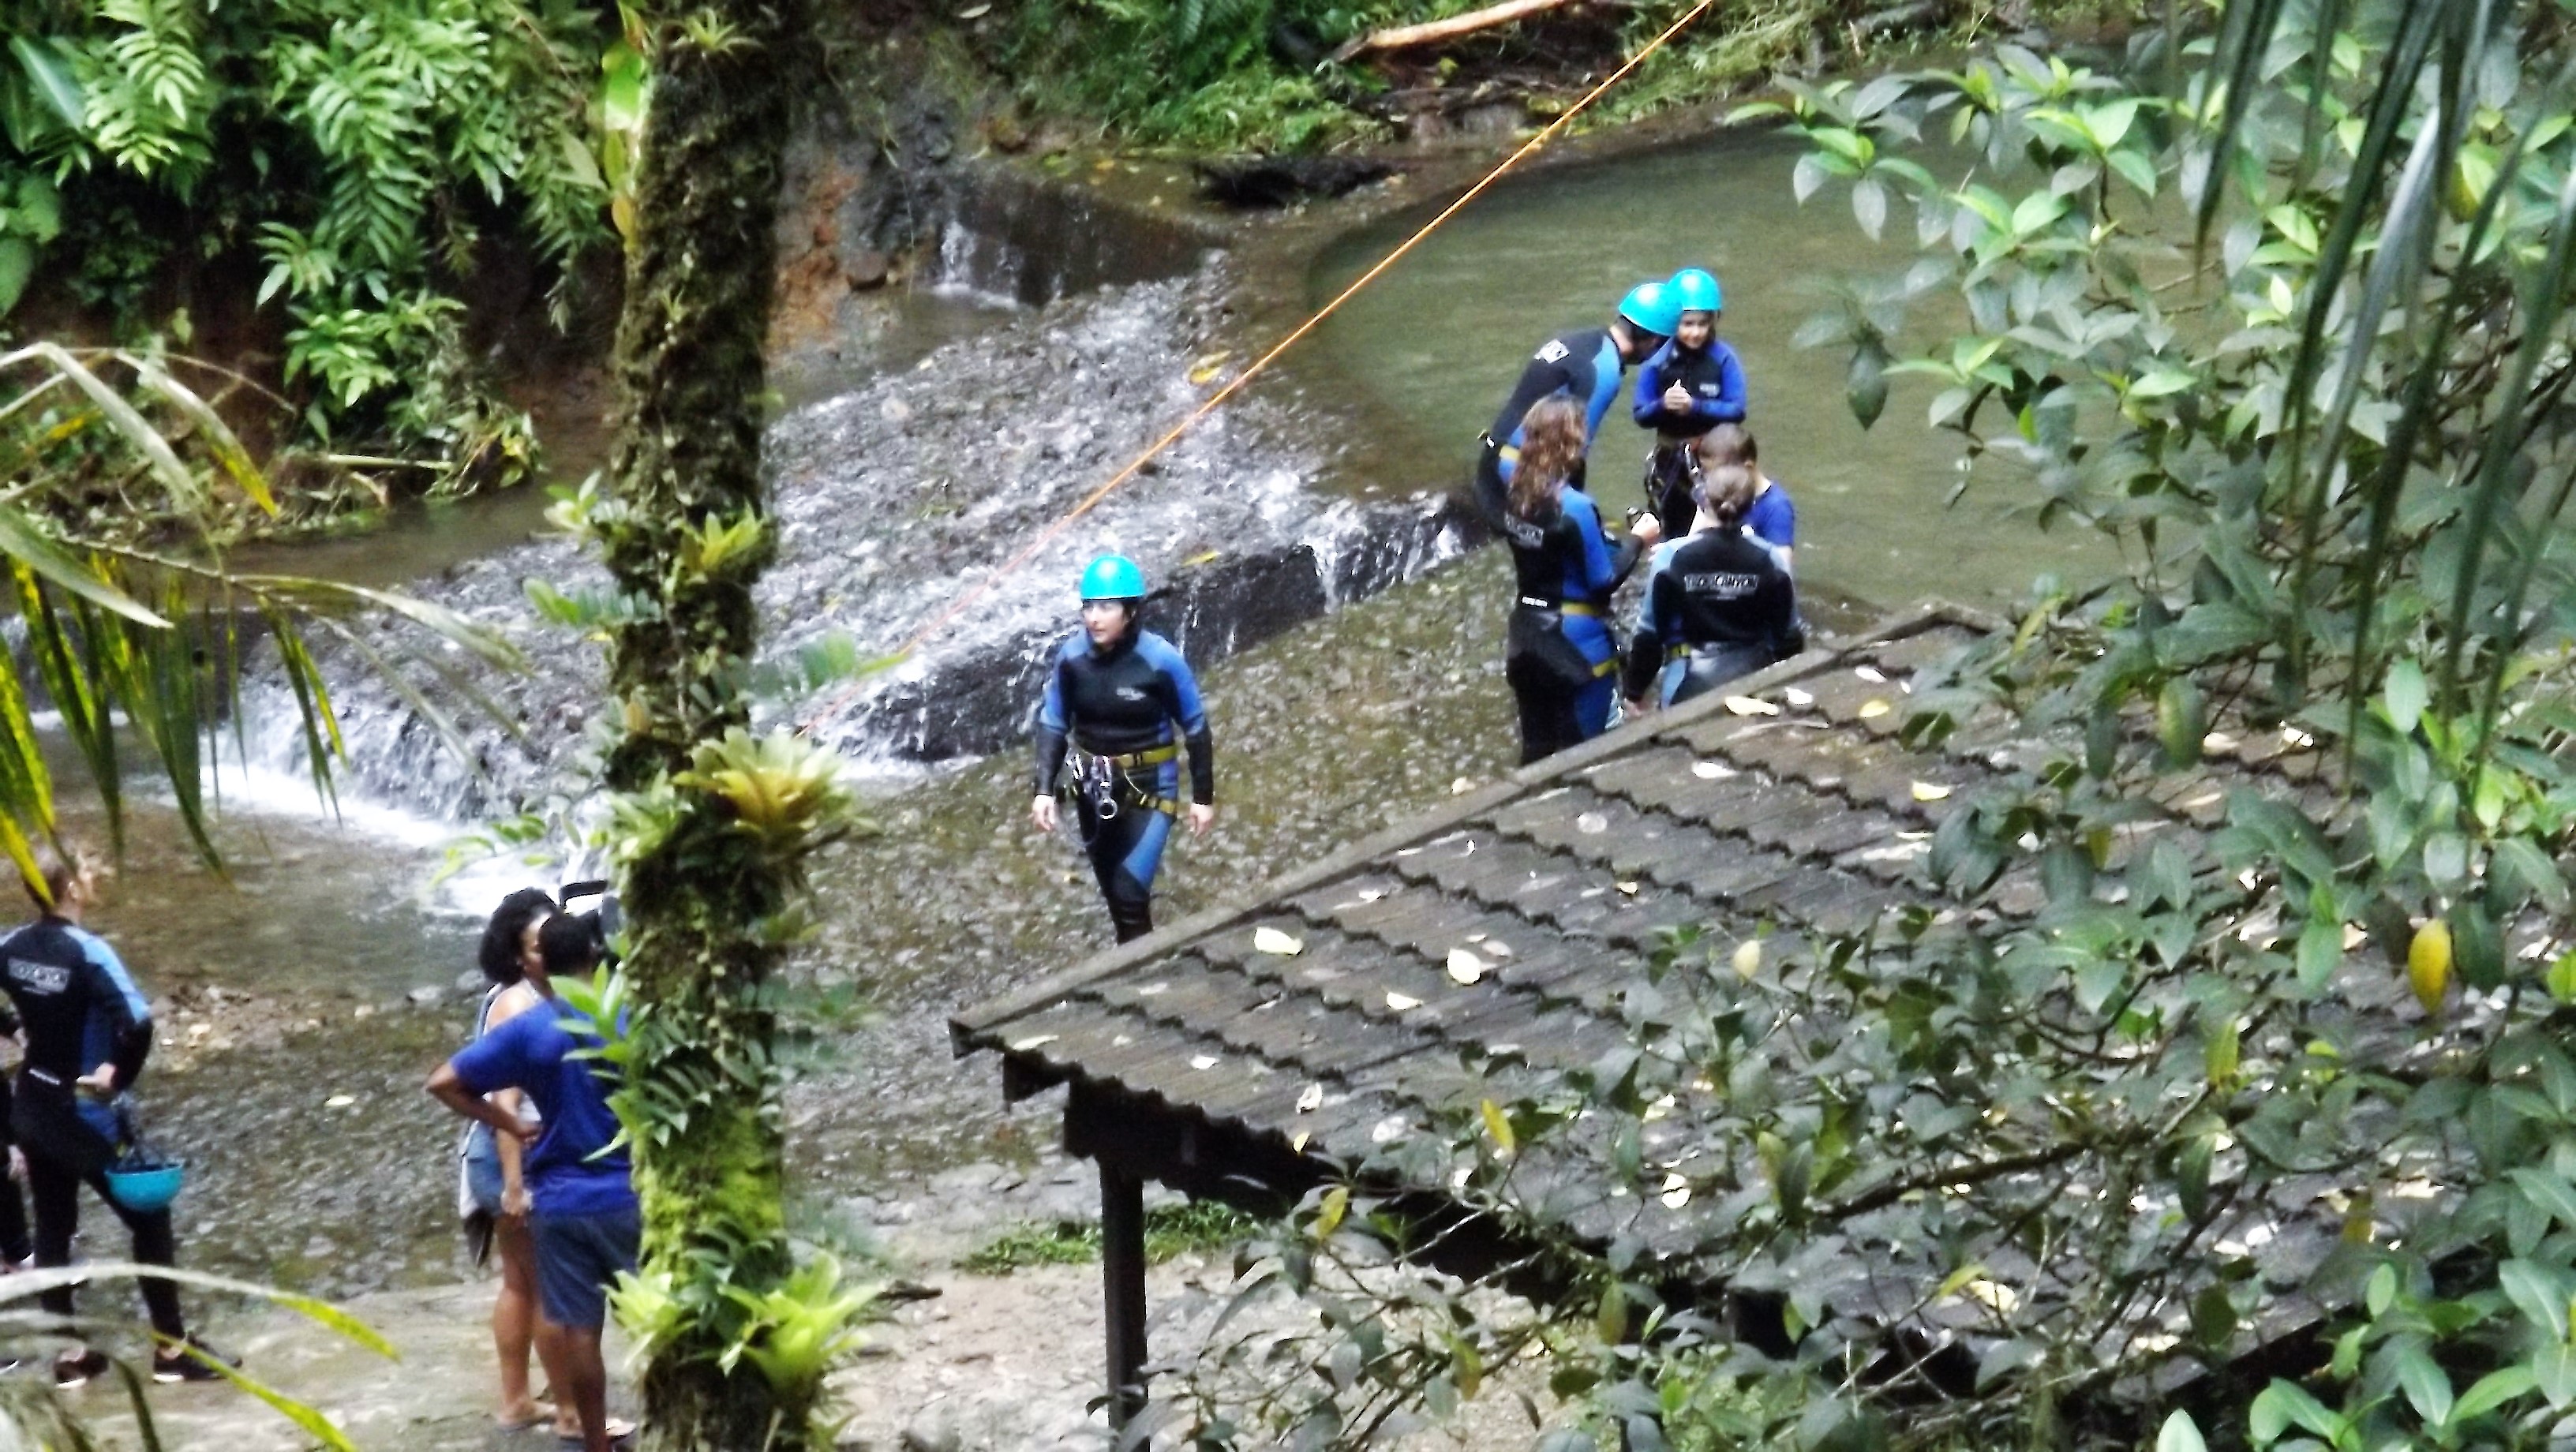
[{"x1": 1161, "y1": 4, "x2": 2576, "y2": 1450}]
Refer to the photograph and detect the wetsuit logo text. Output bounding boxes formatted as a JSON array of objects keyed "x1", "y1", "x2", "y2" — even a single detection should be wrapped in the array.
[
  {"x1": 6, "y1": 958, "x2": 69, "y2": 994},
  {"x1": 1681, "y1": 572, "x2": 1762, "y2": 598}
]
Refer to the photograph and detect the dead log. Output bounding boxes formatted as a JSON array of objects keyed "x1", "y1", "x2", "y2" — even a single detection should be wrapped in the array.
[{"x1": 1328, "y1": 0, "x2": 1582, "y2": 62}]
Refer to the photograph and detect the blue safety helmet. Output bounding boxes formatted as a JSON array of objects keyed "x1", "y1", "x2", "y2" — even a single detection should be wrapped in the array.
[
  {"x1": 1080, "y1": 553, "x2": 1147, "y2": 603},
  {"x1": 104, "y1": 1157, "x2": 184, "y2": 1213},
  {"x1": 1616, "y1": 280, "x2": 1680, "y2": 341},
  {"x1": 1669, "y1": 268, "x2": 1724, "y2": 316}
]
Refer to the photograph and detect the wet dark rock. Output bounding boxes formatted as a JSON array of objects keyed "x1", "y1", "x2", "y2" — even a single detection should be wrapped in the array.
[{"x1": 1193, "y1": 154, "x2": 1396, "y2": 209}]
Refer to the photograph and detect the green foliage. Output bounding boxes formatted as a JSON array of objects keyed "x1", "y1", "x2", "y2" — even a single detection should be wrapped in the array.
[
  {"x1": 1162, "y1": 3, "x2": 2576, "y2": 1449},
  {"x1": 960, "y1": 1201, "x2": 1262, "y2": 1274},
  {"x1": 0, "y1": 341, "x2": 522, "y2": 866},
  {"x1": 982, "y1": 0, "x2": 2064, "y2": 153},
  {"x1": 0, "y1": 0, "x2": 613, "y2": 495}
]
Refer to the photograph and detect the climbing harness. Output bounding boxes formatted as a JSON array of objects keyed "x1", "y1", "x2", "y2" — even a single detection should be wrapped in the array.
[{"x1": 793, "y1": 0, "x2": 1721, "y2": 743}]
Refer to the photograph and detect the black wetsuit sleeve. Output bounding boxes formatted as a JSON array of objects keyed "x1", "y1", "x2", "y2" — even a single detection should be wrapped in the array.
[
  {"x1": 1033, "y1": 649, "x2": 1072, "y2": 796},
  {"x1": 1033, "y1": 725, "x2": 1068, "y2": 797},
  {"x1": 1487, "y1": 349, "x2": 1578, "y2": 443},
  {"x1": 1609, "y1": 532, "x2": 1645, "y2": 589},
  {"x1": 77, "y1": 956, "x2": 151, "y2": 1091},
  {"x1": 1185, "y1": 727, "x2": 1214, "y2": 806}
]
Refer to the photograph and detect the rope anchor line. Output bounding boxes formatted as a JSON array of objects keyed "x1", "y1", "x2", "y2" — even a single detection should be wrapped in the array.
[{"x1": 797, "y1": 0, "x2": 1718, "y2": 740}]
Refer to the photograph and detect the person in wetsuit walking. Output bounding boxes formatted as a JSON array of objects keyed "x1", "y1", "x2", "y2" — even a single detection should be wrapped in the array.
[
  {"x1": 1473, "y1": 280, "x2": 1680, "y2": 518},
  {"x1": 1622, "y1": 455, "x2": 1799, "y2": 711},
  {"x1": 1631, "y1": 268, "x2": 1747, "y2": 533},
  {"x1": 1501, "y1": 395, "x2": 1661, "y2": 763},
  {"x1": 0, "y1": 845, "x2": 234, "y2": 1388},
  {"x1": 1030, "y1": 555, "x2": 1216, "y2": 943}
]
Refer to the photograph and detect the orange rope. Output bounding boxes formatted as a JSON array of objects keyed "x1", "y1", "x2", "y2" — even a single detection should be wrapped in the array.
[{"x1": 797, "y1": 0, "x2": 1716, "y2": 738}]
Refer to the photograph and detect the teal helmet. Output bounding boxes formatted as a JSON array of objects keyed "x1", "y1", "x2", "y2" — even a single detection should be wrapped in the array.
[
  {"x1": 1669, "y1": 268, "x2": 1723, "y2": 316},
  {"x1": 1080, "y1": 553, "x2": 1147, "y2": 603},
  {"x1": 1617, "y1": 280, "x2": 1680, "y2": 340},
  {"x1": 105, "y1": 1158, "x2": 183, "y2": 1213}
]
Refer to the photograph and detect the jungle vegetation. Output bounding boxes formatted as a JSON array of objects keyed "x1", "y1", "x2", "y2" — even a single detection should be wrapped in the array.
[
  {"x1": 1144, "y1": 0, "x2": 2576, "y2": 1449},
  {"x1": 0, "y1": 0, "x2": 627, "y2": 513},
  {"x1": 974, "y1": 0, "x2": 2155, "y2": 152}
]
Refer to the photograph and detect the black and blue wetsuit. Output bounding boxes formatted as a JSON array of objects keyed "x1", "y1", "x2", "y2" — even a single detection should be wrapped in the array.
[
  {"x1": 0, "y1": 915, "x2": 182, "y2": 1338},
  {"x1": 1474, "y1": 327, "x2": 1631, "y2": 516},
  {"x1": 1503, "y1": 487, "x2": 1643, "y2": 763},
  {"x1": 1619, "y1": 526, "x2": 1798, "y2": 708},
  {"x1": 1034, "y1": 627, "x2": 1215, "y2": 943},
  {"x1": 1631, "y1": 337, "x2": 1748, "y2": 532}
]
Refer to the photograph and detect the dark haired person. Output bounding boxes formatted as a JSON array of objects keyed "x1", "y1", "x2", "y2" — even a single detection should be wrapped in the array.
[
  {"x1": 1030, "y1": 553, "x2": 1216, "y2": 944},
  {"x1": 1621, "y1": 457, "x2": 1799, "y2": 711},
  {"x1": 0, "y1": 846, "x2": 234, "y2": 1387},
  {"x1": 1473, "y1": 282, "x2": 1680, "y2": 519},
  {"x1": 1630, "y1": 268, "x2": 1747, "y2": 533},
  {"x1": 461, "y1": 887, "x2": 567, "y2": 1431},
  {"x1": 429, "y1": 914, "x2": 636, "y2": 1452},
  {"x1": 1501, "y1": 395, "x2": 1660, "y2": 764}
]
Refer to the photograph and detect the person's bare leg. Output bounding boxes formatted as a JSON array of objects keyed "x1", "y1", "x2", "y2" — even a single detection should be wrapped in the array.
[
  {"x1": 493, "y1": 1218, "x2": 553, "y2": 1424},
  {"x1": 557, "y1": 1324, "x2": 612, "y2": 1452}
]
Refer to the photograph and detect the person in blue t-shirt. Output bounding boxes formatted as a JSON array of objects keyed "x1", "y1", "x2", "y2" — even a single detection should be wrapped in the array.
[{"x1": 429, "y1": 913, "x2": 635, "y2": 1452}]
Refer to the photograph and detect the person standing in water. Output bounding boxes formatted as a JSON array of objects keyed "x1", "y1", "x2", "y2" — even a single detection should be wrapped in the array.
[
  {"x1": 1630, "y1": 268, "x2": 1747, "y2": 533},
  {"x1": 1622, "y1": 455, "x2": 1799, "y2": 712},
  {"x1": 1501, "y1": 395, "x2": 1661, "y2": 763},
  {"x1": 1030, "y1": 554, "x2": 1216, "y2": 943},
  {"x1": 1473, "y1": 280, "x2": 1680, "y2": 519},
  {"x1": 0, "y1": 845, "x2": 235, "y2": 1388}
]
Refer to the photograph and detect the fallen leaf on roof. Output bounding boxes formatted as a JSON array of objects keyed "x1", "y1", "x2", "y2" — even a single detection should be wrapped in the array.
[
  {"x1": 1783, "y1": 686, "x2": 1814, "y2": 706},
  {"x1": 1724, "y1": 695, "x2": 1780, "y2": 716},
  {"x1": 1296, "y1": 1083, "x2": 1324, "y2": 1113},
  {"x1": 1692, "y1": 760, "x2": 1732, "y2": 779},
  {"x1": 1179, "y1": 549, "x2": 1221, "y2": 567},
  {"x1": 1856, "y1": 664, "x2": 1888, "y2": 683},
  {"x1": 1385, "y1": 991, "x2": 1421, "y2": 1012},
  {"x1": 1186, "y1": 350, "x2": 1231, "y2": 385},
  {"x1": 1732, "y1": 940, "x2": 1762, "y2": 979},
  {"x1": 1190, "y1": 1054, "x2": 1219, "y2": 1070},
  {"x1": 325, "y1": 1095, "x2": 357, "y2": 1108},
  {"x1": 1254, "y1": 926, "x2": 1305, "y2": 956},
  {"x1": 1290, "y1": 1130, "x2": 1312, "y2": 1152},
  {"x1": 1447, "y1": 949, "x2": 1486, "y2": 984},
  {"x1": 1485, "y1": 940, "x2": 1514, "y2": 957},
  {"x1": 1008, "y1": 1034, "x2": 1059, "y2": 1052},
  {"x1": 1577, "y1": 812, "x2": 1609, "y2": 834},
  {"x1": 1616, "y1": 881, "x2": 1640, "y2": 896},
  {"x1": 1859, "y1": 698, "x2": 1893, "y2": 719},
  {"x1": 1911, "y1": 781, "x2": 1953, "y2": 801}
]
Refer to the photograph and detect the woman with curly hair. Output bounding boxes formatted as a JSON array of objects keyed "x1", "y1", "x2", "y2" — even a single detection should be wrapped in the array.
[{"x1": 1498, "y1": 394, "x2": 1659, "y2": 762}]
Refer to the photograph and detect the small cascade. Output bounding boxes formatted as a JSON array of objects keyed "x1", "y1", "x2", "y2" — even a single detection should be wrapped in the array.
[
  {"x1": 237, "y1": 253, "x2": 1468, "y2": 825},
  {"x1": 927, "y1": 165, "x2": 1222, "y2": 305}
]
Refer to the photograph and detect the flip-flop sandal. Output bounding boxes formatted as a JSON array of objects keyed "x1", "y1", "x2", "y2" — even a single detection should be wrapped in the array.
[
  {"x1": 555, "y1": 1417, "x2": 637, "y2": 1448},
  {"x1": 496, "y1": 1406, "x2": 556, "y2": 1431}
]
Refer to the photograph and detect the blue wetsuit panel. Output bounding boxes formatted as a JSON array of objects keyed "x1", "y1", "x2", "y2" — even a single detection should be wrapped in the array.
[
  {"x1": 1631, "y1": 339, "x2": 1748, "y2": 435},
  {"x1": 1746, "y1": 482, "x2": 1795, "y2": 555},
  {"x1": 1487, "y1": 328, "x2": 1625, "y2": 486},
  {"x1": 1556, "y1": 489, "x2": 1621, "y2": 735}
]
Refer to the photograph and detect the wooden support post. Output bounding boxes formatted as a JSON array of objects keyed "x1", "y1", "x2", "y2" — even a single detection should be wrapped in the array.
[{"x1": 1101, "y1": 1161, "x2": 1150, "y2": 1432}]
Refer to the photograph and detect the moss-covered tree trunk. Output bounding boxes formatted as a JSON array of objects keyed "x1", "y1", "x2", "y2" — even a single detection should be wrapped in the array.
[{"x1": 596, "y1": 1, "x2": 813, "y2": 1447}]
